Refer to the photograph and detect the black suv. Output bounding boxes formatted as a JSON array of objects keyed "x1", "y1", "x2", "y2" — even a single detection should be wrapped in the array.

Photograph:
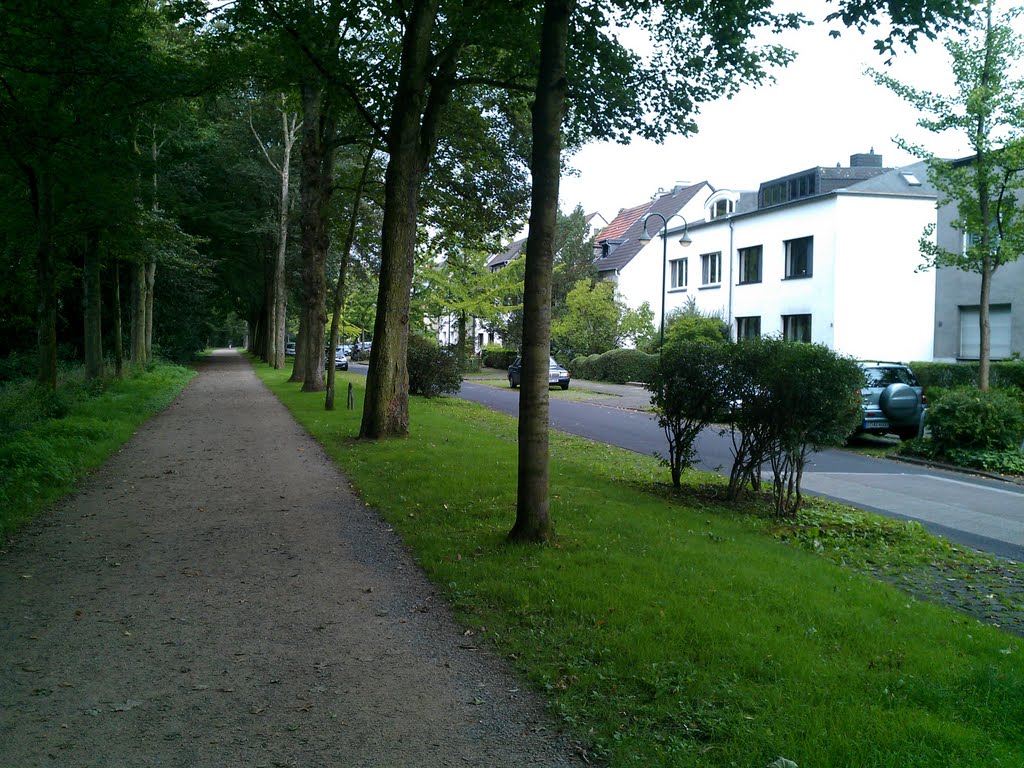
[{"x1": 855, "y1": 361, "x2": 926, "y2": 440}]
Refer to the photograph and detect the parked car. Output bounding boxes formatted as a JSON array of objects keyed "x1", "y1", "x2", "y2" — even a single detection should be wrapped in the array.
[
  {"x1": 326, "y1": 345, "x2": 348, "y2": 371},
  {"x1": 855, "y1": 360, "x2": 926, "y2": 440},
  {"x1": 508, "y1": 356, "x2": 570, "y2": 390},
  {"x1": 285, "y1": 341, "x2": 296, "y2": 357}
]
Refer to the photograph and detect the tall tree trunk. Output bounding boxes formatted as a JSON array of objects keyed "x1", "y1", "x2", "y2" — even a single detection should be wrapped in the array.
[
  {"x1": 360, "y1": 0, "x2": 446, "y2": 438},
  {"x1": 113, "y1": 258, "x2": 124, "y2": 377},
  {"x1": 251, "y1": 97, "x2": 300, "y2": 370},
  {"x1": 508, "y1": 0, "x2": 575, "y2": 544},
  {"x1": 32, "y1": 168, "x2": 58, "y2": 389},
  {"x1": 274, "y1": 108, "x2": 298, "y2": 370},
  {"x1": 144, "y1": 259, "x2": 156, "y2": 363},
  {"x1": 298, "y1": 80, "x2": 336, "y2": 393},
  {"x1": 130, "y1": 262, "x2": 147, "y2": 364},
  {"x1": 289, "y1": 314, "x2": 306, "y2": 382},
  {"x1": 83, "y1": 229, "x2": 103, "y2": 379},
  {"x1": 979, "y1": 257, "x2": 993, "y2": 390},
  {"x1": 327, "y1": 142, "x2": 376, "y2": 411},
  {"x1": 457, "y1": 310, "x2": 468, "y2": 367}
]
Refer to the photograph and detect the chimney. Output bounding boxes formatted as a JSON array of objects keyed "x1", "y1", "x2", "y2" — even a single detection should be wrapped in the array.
[{"x1": 850, "y1": 148, "x2": 882, "y2": 168}]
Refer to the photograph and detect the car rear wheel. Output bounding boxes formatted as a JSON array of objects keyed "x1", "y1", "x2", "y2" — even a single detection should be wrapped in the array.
[{"x1": 509, "y1": 377, "x2": 517, "y2": 388}]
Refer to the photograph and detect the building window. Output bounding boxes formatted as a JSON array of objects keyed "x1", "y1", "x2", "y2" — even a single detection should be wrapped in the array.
[
  {"x1": 782, "y1": 314, "x2": 812, "y2": 343},
  {"x1": 736, "y1": 316, "x2": 761, "y2": 340},
  {"x1": 959, "y1": 304, "x2": 1011, "y2": 359},
  {"x1": 701, "y1": 252, "x2": 721, "y2": 286},
  {"x1": 710, "y1": 199, "x2": 734, "y2": 219},
  {"x1": 737, "y1": 246, "x2": 762, "y2": 284},
  {"x1": 761, "y1": 183, "x2": 785, "y2": 208},
  {"x1": 669, "y1": 257, "x2": 688, "y2": 290},
  {"x1": 784, "y1": 236, "x2": 813, "y2": 279}
]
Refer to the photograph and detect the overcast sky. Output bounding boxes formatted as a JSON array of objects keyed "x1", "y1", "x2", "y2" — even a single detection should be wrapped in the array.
[{"x1": 558, "y1": 1, "x2": 1021, "y2": 221}]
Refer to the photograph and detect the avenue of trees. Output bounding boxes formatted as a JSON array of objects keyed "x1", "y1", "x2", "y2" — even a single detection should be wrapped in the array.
[{"x1": 1, "y1": 0, "x2": 983, "y2": 542}]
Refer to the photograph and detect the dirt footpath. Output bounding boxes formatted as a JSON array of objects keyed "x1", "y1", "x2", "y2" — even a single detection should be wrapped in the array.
[{"x1": 0, "y1": 351, "x2": 580, "y2": 768}]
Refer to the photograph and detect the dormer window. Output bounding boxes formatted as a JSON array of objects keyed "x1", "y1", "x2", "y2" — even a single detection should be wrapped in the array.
[{"x1": 710, "y1": 199, "x2": 734, "y2": 219}]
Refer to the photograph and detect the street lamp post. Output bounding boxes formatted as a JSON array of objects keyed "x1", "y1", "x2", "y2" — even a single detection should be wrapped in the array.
[{"x1": 638, "y1": 213, "x2": 691, "y2": 352}]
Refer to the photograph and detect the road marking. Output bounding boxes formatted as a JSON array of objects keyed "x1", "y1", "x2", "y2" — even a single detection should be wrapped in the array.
[{"x1": 813, "y1": 472, "x2": 1024, "y2": 498}]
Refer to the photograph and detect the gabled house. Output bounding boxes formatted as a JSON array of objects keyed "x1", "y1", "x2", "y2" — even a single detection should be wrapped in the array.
[
  {"x1": 659, "y1": 152, "x2": 940, "y2": 362},
  {"x1": 485, "y1": 236, "x2": 527, "y2": 272},
  {"x1": 593, "y1": 182, "x2": 714, "y2": 318}
]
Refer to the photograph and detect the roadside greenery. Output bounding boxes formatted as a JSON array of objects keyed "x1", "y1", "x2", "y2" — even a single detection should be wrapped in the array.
[
  {"x1": 911, "y1": 359, "x2": 1024, "y2": 392},
  {"x1": 0, "y1": 362, "x2": 195, "y2": 539},
  {"x1": 407, "y1": 335, "x2": 462, "y2": 398},
  {"x1": 896, "y1": 386, "x2": 1024, "y2": 477},
  {"x1": 648, "y1": 342, "x2": 731, "y2": 487},
  {"x1": 569, "y1": 348, "x2": 657, "y2": 384},
  {"x1": 928, "y1": 386, "x2": 1024, "y2": 452},
  {"x1": 650, "y1": 339, "x2": 862, "y2": 514},
  {"x1": 551, "y1": 279, "x2": 654, "y2": 360},
  {"x1": 254, "y1": 362, "x2": 1023, "y2": 768}
]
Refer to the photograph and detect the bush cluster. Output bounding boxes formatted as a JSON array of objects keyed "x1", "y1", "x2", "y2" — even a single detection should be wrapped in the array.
[
  {"x1": 481, "y1": 346, "x2": 518, "y2": 370},
  {"x1": 646, "y1": 338, "x2": 862, "y2": 516},
  {"x1": 911, "y1": 360, "x2": 1024, "y2": 392},
  {"x1": 569, "y1": 348, "x2": 657, "y2": 384},
  {"x1": 927, "y1": 386, "x2": 1024, "y2": 453},
  {"x1": 407, "y1": 335, "x2": 462, "y2": 398}
]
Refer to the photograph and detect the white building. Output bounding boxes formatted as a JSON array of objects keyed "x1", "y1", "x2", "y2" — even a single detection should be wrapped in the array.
[{"x1": 658, "y1": 152, "x2": 939, "y2": 362}]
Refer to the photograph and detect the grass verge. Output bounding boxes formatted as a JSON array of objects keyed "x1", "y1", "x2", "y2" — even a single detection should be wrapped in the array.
[
  {"x1": 0, "y1": 362, "x2": 196, "y2": 539},
  {"x1": 253, "y1": 362, "x2": 1023, "y2": 768}
]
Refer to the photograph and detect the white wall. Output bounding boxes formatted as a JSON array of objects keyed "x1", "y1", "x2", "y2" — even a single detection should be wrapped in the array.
[{"x1": 831, "y1": 194, "x2": 936, "y2": 361}]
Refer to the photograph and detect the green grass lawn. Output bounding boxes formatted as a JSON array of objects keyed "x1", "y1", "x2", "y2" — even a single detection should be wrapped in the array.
[
  {"x1": 255, "y1": 362, "x2": 1023, "y2": 767},
  {"x1": 0, "y1": 362, "x2": 195, "y2": 539}
]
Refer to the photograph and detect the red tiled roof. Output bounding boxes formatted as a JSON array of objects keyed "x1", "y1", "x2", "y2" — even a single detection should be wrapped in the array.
[{"x1": 594, "y1": 202, "x2": 650, "y2": 243}]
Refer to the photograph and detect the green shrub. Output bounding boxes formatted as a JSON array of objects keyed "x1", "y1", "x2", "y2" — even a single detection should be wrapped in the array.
[
  {"x1": 927, "y1": 386, "x2": 1024, "y2": 453},
  {"x1": 569, "y1": 353, "x2": 600, "y2": 381},
  {"x1": 910, "y1": 361, "x2": 980, "y2": 389},
  {"x1": 407, "y1": 335, "x2": 462, "y2": 398},
  {"x1": 993, "y1": 360, "x2": 1024, "y2": 392},
  {"x1": 594, "y1": 348, "x2": 658, "y2": 384},
  {"x1": 663, "y1": 314, "x2": 730, "y2": 347},
  {"x1": 0, "y1": 351, "x2": 35, "y2": 383},
  {"x1": 481, "y1": 346, "x2": 517, "y2": 370},
  {"x1": 569, "y1": 355, "x2": 589, "y2": 378},
  {"x1": 944, "y1": 447, "x2": 1024, "y2": 475},
  {"x1": 910, "y1": 360, "x2": 1024, "y2": 393},
  {"x1": 647, "y1": 342, "x2": 731, "y2": 486},
  {"x1": 725, "y1": 339, "x2": 862, "y2": 516}
]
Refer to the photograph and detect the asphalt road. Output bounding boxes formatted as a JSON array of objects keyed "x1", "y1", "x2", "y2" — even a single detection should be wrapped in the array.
[{"x1": 350, "y1": 364, "x2": 1024, "y2": 562}]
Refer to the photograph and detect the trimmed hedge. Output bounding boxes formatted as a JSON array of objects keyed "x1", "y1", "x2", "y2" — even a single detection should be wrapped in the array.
[
  {"x1": 598, "y1": 348, "x2": 658, "y2": 384},
  {"x1": 911, "y1": 360, "x2": 1024, "y2": 392},
  {"x1": 569, "y1": 348, "x2": 657, "y2": 384},
  {"x1": 482, "y1": 346, "x2": 518, "y2": 370}
]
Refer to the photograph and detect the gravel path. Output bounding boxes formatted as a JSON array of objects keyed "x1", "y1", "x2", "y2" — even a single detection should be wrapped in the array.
[{"x1": 0, "y1": 350, "x2": 581, "y2": 767}]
